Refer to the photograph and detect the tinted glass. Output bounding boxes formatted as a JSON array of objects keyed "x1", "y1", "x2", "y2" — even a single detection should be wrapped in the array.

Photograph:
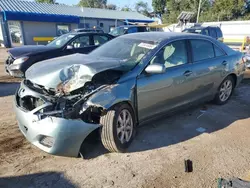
[
  {"x1": 150, "y1": 40, "x2": 188, "y2": 68},
  {"x1": 93, "y1": 35, "x2": 109, "y2": 45},
  {"x1": 216, "y1": 28, "x2": 223, "y2": 38},
  {"x1": 183, "y1": 28, "x2": 202, "y2": 34},
  {"x1": 69, "y1": 35, "x2": 90, "y2": 48},
  {"x1": 210, "y1": 28, "x2": 217, "y2": 38},
  {"x1": 191, "y1": 40, "x2": 215, "y2": 62},
  {"x1": 138, "y1": 27, "x2": 146, "y2": 32},
  {"x1": 127, "y1": 27, "x2": 138, "y2": 33},
  {"x1": 214, "y1": 45, "x2": 225, "y2": 57},
  {"x1": 203, "y1": 29, "x2": 209, "y2": 36}
]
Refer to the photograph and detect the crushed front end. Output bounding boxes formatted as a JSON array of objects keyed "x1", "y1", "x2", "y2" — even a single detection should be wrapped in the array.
[{"x1": 14, "y1": 79, "x2": 107, "y2": 157}]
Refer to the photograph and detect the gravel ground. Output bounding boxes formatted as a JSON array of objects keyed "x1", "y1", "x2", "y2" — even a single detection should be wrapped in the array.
[{"x1": 1, "y1": 63, "x2": 250, "y2": 188}]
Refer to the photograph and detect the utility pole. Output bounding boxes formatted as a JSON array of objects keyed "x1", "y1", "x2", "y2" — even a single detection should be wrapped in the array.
[{"x1": 196, "y1": 0, "x2": 202, "y2": 23}]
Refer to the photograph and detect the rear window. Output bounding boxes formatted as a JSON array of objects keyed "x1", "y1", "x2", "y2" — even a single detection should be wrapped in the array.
[
  {"x1": 183, "y1": 29, "x2": 202, "y2": 34},
  {"x1": 210, "y1": 28, "x2": 217, "y2": 38},
  {"x1": 216, "y1": 28, "x2": 223, "y2": 38}
]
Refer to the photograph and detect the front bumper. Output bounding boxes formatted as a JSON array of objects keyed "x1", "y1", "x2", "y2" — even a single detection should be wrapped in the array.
[{"x1": 14, "y1": 82, "x2": 100, "y2": 157}]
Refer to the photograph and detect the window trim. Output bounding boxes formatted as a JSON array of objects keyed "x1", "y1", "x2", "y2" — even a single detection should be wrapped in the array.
[{"x1": 189, "y1": 39, "x2": 227, "y2": 63}]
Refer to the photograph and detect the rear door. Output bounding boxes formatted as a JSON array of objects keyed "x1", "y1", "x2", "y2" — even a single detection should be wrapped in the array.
[
  {"x1": 190, "y1": 39, "x2": 228, "y2": 100},
  {"x1": 137, "y1": 40, "x2": 195, "y2": 121}
]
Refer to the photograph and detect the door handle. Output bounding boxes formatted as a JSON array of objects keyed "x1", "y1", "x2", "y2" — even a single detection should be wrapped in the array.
[
  {"x1": 222, "y1": 61, "x2": 228, "y2": 66},
  {"x1": 183, "y1": 70, "x2": 193, "y2": 77}
]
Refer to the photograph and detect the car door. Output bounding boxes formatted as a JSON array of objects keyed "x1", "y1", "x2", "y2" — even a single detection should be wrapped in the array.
[
  {"x1": 190, "y1": 39, "x2": 228, "y2": 101},
  {"x1": 136, "y1": 40, "x2": 195, "y2": 122}
]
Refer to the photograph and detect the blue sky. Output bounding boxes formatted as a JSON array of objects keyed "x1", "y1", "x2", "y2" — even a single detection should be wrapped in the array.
[{"x1": 51, "y1": 0, "x2": 152, "y2": 9}]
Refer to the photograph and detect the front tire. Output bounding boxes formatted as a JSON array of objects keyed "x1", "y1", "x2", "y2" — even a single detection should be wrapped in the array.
[
  {"x1": 100, "y1": 103, "x2": 136, "y2": 152},
  {"x1": 214, "y1": 76, "x2": 235, "y2": 105}
]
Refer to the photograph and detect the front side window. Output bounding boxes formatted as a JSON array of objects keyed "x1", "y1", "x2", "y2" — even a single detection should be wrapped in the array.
[
  {"x1": 191, "y1": 40, "x2": 215, "y2": 62},
  {"x1": 150, "y1": 40, "x2": 188, "y2": 68},
  {"x1": 69, "y1": 35, "x2": 90, "y2": 48},
  {"x1": 93, "y1": 35, "x2": 109, "y2": 45}
]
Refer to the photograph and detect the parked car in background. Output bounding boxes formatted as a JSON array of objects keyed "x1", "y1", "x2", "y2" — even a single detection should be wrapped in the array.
[
  {"x1": 5, "y1": 32, "x2": 113, "y2": 77},
  {"x1": 182, "y1": 26, "x2": 224, "y2": 42},
  {"x1": 14, "y1": 32, "x2": 245, "y2": 157},
  {"x1": 73, "y1": 27, "x2": 104, "y2": 33},
  {"x1": 109, "y1": 25, "x2": 148, "y2": 36}
]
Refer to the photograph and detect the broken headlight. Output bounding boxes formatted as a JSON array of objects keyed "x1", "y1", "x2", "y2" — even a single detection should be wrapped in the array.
[{"x1": 56, "y1": 64, "x2": 96, "y2": 95}]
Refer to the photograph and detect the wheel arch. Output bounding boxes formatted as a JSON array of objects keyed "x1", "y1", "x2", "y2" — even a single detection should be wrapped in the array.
[{"x1": 226, "y1": 73, "x2": 237, "y2": 88}]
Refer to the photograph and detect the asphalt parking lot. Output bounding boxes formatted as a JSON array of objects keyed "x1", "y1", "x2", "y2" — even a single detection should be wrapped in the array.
[{"x1": 1, "y1": 61, "x2": 250, "y2": 188}]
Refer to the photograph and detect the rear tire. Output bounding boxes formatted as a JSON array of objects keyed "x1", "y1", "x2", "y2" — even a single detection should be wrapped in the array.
[
  {"x1": 214, "y1": 76, "x2": 235, "y2": 105},
  {"x1": 100, "y1": 103, "x2": 136, "y2": 152}
]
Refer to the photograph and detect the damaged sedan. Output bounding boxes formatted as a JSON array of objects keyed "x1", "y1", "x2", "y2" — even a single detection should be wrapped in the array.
[{"x1": 14, "y1": 32, "x2": 246, "y2": 157}]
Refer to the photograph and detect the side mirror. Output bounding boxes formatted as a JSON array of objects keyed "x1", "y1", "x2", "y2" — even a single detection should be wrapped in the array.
[
  {"x1": 145, "y1": 64, "x2": 166, "y2": 74},
  {"x1": 66, "y1": 45, "x2": 74, "y2": 50}
]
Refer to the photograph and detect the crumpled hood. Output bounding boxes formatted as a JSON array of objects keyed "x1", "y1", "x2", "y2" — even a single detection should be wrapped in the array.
[
  {"x1": 26, "y1": 53, "x2": 124, "y2": 89},
  {"x1": 8, "y1": 45, "x2": 57, "y2": 58}
]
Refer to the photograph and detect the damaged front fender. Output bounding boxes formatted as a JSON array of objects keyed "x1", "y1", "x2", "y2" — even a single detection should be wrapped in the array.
[{"x1": 85, "y1": 78, "x2": 137, "y2": 118}]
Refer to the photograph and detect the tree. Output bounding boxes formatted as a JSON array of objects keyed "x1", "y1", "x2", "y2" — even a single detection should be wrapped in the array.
[
  {"x1": 152, "y1": 0, "x2": 166, "y2": 16},
  {"x1": 135, "y1": 1, "x2": 151, "y2": 16},
  {"x1": 78, "y1": 0, "x2": 107, "y2": 8},
  {"x1": 121, "y1": 6, "x2": 132, "y2": 12},
  {"x1": 106, "y1": 4, "x2": 117, "y2": 10},
  {"x1": 35, "y1": 0, "x2": 56, "y2": 3}
]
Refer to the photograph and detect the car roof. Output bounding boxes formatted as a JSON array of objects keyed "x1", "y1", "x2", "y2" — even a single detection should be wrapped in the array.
[
  {"x1": 75, "y1": 28, "x2": 103, "y2": 31},
  {"x1": 117, "y1": 25, "x2": 147, "y2": 28},
  {"x1": 186, "y1": 26, "x2": 220, "y2": 30},
  {"x1": 120, "y1": 32, "x2": 213, "y2": 42}
]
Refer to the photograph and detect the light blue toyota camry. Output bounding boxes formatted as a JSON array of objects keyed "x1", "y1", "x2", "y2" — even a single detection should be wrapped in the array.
[{"x1": 14, "y1": 32, "x2": 246, "y2": 157}]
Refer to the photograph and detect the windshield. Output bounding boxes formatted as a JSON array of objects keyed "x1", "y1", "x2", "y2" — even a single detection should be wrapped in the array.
[
  {"x1": 47, "y1": 34, "x2": 76, "y2": 48},
  {"x1": 89, "y1": 37, "x2": 158, "y2": 69},
  {"x1": 183, "y1": 29, "x2": 202, "y2": 34},
  {"x1": 109, "y1": 27, "x2": 126, "y2": 36}
]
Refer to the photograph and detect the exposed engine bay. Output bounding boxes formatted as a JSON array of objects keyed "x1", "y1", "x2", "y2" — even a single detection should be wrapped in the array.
[{"x1": 17, "y1": 68, "x2": 123, "y2": 124}]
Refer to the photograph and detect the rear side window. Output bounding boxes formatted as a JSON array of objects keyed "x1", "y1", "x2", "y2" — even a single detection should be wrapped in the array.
[
  {"x1": 210, "y1": 28, "x2": 217, "y2": 39},
  {"x1": 214, "y1": 45, "x2": 225, "y2": 57},
  {"x1": 93, "y1": 35, "x2": 109, "y2": 45},
  {"x1": 191, "y1": 40, "x2": 215, "y2": 62}
]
